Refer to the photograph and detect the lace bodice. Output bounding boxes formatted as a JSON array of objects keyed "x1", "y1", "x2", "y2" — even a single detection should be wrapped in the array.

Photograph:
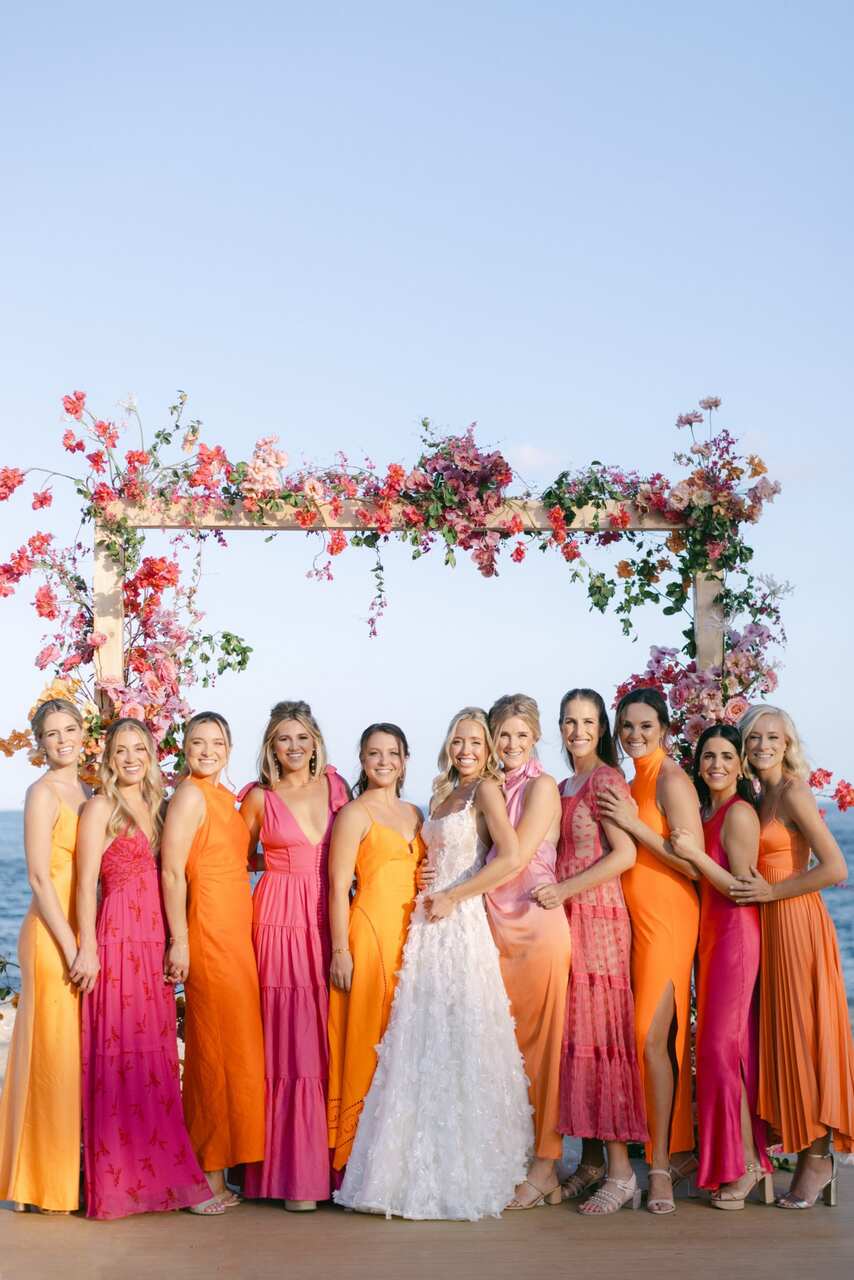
[{"x1": 421, "y1": 796, "x2": 486, "y2": 893}]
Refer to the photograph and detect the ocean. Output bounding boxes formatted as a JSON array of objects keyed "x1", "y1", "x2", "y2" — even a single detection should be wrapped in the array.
[{"x1": 1, "y1": 809, "x2": 853, "y2": 1007}]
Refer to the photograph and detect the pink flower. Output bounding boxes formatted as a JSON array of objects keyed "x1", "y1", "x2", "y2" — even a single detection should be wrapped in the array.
[
  {"x1": 85, "y1": 631, "x2": 108, "y2": 649},
  {"x1": 676, "y1": 410, "x2": 704, "y2": 428},
  {"x1": 328, "y1": 529, "x2": 347, "y2": 556},
  {"x1": 34, "y1": 585, "x2": 58, "y2": 619},
  {"x1": 510, "y1": 540, "x2": 526, "y2": 563},
  {"x1": 833, "y1": 780, "x2": 854, "y2": 812},
  {"x1": 62, "y1": 390, "x2": 86, "y2": 418},
  {"x1": 668, "y1": 481, "x2": 692, "y2": 511},
  {"x1": 706, "y1": 540, "x2": 725, "y2": 562},
  {"x1": 303, "y1": 477, "x2": 325, "y2": 502},
  {"x1": 93, "y1": 420, "x2": 119, "y2": 449},
  {"x1": 809, "y1": 768, "x2": 833, "y2": 790},
  {"x1": 723, "y1": 695, "x2": 749, "y2": 724},
  {"x1": 699, "y1": 396, "x2": 722, "y2": 411},
  {"x1": 684, "y1": 713, "x2": 708, "y2": 742},
  {"x1": 32, "y1": 489, "x2": 53, "y2": 510},
  {"x1": 62, "y1": 429, "x2": 85, "y2": 454},
  {"x1": 0, "y1": 467, "x2": 25, "y2": 501},
  {"x1": 35, "y1": 643, "x2": 61, "y2": 670}
]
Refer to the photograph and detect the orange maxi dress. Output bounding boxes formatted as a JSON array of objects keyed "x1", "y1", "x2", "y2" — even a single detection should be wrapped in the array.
[
  {"x1": 0, "y1": 802, "x2": 81, "y2": 1210},
  {"x1": 621, "y1": 746, "x2": 699, "y2": 1160},
  {"x1": 756, "y1": 804, "x2": 854, "y2": 1153},
  {"x1": 182, "y1": 777, "x2": 265, "y2": 1171},
  {"x1": 327, "y1": 823, "x2": 423, "y2": 1170}
]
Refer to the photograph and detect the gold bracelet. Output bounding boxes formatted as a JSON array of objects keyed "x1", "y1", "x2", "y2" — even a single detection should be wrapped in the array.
[
  {"x1": 332, "y1": 946, "x2": 350, "y2": 955},
  {"x1": 170, "y1": 932, "x2": 189, "y2": 943}
]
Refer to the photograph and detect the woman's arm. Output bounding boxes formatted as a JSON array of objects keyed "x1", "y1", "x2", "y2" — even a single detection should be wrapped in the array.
[
  {"x1": 424, "y1": 780, "x2": 521, "y2": 920},
  {"x1": 598, "y1": 768, "x2": 701, "y2": 879},
  {"x1": 68, "y1": 795, "x2": 110, "y2": 992},
  {"x1": 23, "y1": 782, "x2": 79, "y2": 970},
  {"x1": 730, "y1": 781, "x2": 849, "y2": 904},
  {"x1": 671, "y1": 801, "x2": 759, "y2": 896},
  {"x1": 327, "y1": 803, "x2": 367, "y2": 992},
  {"x1": 160, "y1": 782, "x2": 205, "y2": 983},
  {"x1": 513, "y1": 775, "x2": 561, "y2": 869},
  {"x1": 533, "y1": 808, "x2": 637, "y2": 909},
  {"x1": 239, "y1": 786, "x2": 265, "y2": 872}
]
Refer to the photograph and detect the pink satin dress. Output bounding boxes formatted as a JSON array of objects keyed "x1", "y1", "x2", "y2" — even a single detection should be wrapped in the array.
[{"x1": 486, "y1": 760, "x2": 571, "y2": 1159}]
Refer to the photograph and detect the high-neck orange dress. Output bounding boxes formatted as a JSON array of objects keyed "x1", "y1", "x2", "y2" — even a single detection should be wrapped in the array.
[
  {"x1": 0, "y1": 802, "x2": 81, "y2": 1210},
  {"x1": 327, "y1": 822, "x2": 423, "y2": 1170},
  {"x1": 757, "y1": 800, "x2": 854, "y2": 1153},
  {"x1": 182, "y1": 777, "x2": 265, "y2": 1171},
  {"x1": 621, "y1": 747, "x2": 699, "y2": 1160}
]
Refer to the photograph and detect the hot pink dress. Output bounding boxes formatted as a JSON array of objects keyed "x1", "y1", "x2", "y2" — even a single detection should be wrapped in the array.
[
  {"x1": 81, "y1": 828, "x2": 210, "y2": 1219},
  {"x1": 556, "y1": 768, "x2": 647, "y2": 1144},
  {"x1": 243, "y1": 767, "x2": 349, "y2": 1202},
  {"x1": 695, "y1": 796, "x2": 769, "y2": 1189}
]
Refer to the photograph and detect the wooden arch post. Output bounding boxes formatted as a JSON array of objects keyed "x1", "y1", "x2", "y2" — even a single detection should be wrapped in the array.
[{"x1": 93, "y1": 499, "x2": 725, "y2": 687}]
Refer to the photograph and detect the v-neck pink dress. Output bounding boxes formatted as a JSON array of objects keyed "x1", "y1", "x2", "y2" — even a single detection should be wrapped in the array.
[{"x1": 243, "y1": 767, "x2": 349, "y2": 1202}]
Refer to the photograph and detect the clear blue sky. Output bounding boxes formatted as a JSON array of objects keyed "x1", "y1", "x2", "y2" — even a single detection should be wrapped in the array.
[{"x1": 1, "y1": 1, "x2": 852, "y2": 805}]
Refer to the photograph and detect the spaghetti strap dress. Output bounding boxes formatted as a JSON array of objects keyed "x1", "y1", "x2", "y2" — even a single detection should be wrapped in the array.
[
  {"x1": 0, "y1": 801, "x2": 81, "y2": 1210},
  {"x1": 756, "y1": 787, "x2": 854, "y2": 1153},
  {"x1": 695, "y1": 796, "x2": 769, "y2": 1189},
  {"x1": 243, "y1": 767, "x2": 349, "y2": 1202},
  {"x1": 327, "y1": 821, "x2": 423, "y2": 1171},
  {"x1": 182, "y1": 776, "x2": 265, "y2": 1171},
  {"x1": 621, "y1": 746, "x2": 699, "y2": 1160}
]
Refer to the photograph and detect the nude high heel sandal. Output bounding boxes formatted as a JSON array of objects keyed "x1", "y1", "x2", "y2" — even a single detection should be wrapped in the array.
[
  {"x1": 710, "y1": 1163, "x2": 774, "y2": 1210},
  {"x1": 776, "y1": 1152, "x2": 838, "y2": 1209},
  {"x1": 646, "y1": 1168, "x2": 676, "y2": 1215}
]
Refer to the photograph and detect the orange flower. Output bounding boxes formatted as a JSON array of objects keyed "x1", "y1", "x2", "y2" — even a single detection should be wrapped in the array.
[
  {"x1": 748, "y1": 455, "x2": 767, "y2": 478},
  {"x1": 616, "y1": 560, "x2": 634, "y2": 579},
  {"x1": 666, "y1": 531, "x2": 686, "y2": 554}
]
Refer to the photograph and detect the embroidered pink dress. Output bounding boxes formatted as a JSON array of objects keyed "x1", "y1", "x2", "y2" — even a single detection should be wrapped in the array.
[
  {"x1": 243, "y1": 767, "x2": 350, "y2": 1202},
  {"x1": 556, "y1": 767, "x2": 647, "y2": 1143},
  {"x1": 82, "y1": 828, "x2": 209, "y2": 1219}
]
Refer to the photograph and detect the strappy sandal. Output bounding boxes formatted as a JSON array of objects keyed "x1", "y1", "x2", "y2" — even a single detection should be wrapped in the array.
[
  {"x1": 578, "y1": 1174, "x2": 641, "y2": 1215},
  {"x1": 776, "y1": 1152, "x2": 837, "y2": 1209},
  {"x1": 187, "y1": 1195, "x2": 227, "y2": 1215},
  {"x1": 711, "y1": 1162, "x2": 774, "y2": 1211},
  {"x1": 669, "y1": 1153, "x2": 699, "y2": 1193},
  {"x1": 646, "y1": 1167, "x2": 676, "y2": 1214},
  {"x1": 216, "y1": 1190, "x2": 243, "y2": 1208},
  {"x1": 505, "y1": 1179, "x2": 563, "y2": 1209},
  {"x1": 560, "y1": 1162, "x2": 606, "y2": 1201}
]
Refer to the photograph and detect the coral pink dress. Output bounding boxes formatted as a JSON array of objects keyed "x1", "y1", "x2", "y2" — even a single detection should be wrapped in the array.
[
  {"x1": 486, "y1": 760, "x2": 571, "y2": 1160},
  {"x1": 556, "y1": 768, "x2": 647, "y2": 1144},
  {"x1": 243, "y1": 768, "x2": 350, "y2": 1202},
  {"x1": 82, "y1": 828, "x2": 210, "y2": 1219},
  {"x1": 695, "y1": 797, "x2": 769, "y2": 1190}
]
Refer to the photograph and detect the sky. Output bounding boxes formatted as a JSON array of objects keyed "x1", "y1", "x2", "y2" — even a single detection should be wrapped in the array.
[{"x1": 1, "y1": 1, "x2": 852, "y2": 806}]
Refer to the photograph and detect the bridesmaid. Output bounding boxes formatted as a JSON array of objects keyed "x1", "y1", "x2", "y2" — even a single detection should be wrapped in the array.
[
  {"x1": 597, "y1": 687, "x2": 702, "y2": 1214},
  {"x1": 669, "y1": 724, "x2": 773, "y2": 1208},
  {"x1": 327, "y1": 723, "x2": 423, "y2": 1174},
  {"x1": 533, "y1": 688, "x2": 647, "y2": 1215},
  {"x1": 161, "y1": 711, "x2": 265, "y2": 1204},
  {"x1": 485, "y1": 694, "x2": 572, "y2": 1209},
  {"x1": 731, "y1": 705, "x2": 853, "y2": 1208},
  {"x1": 0, "y1": 698, "x2": 87, "y2": 1213},
  {"x1": 240, "y1": 701, "x2": 349, "y2": 1211},
  {"x1": 75, "y1": 718, "x2": 222, "y2": 1218}
]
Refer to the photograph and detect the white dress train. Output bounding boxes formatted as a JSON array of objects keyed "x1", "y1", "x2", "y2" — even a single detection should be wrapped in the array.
[{"x1": 335, "y1": 794, "x2": 533, "y2": 1220}]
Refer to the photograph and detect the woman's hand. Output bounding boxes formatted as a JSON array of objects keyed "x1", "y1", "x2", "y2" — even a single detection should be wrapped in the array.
[
  {"x1": 424, "y1": 890, "x2": 457, "y2": 922},
  {"x1": 596, "y1": 786, "x2": 638, "y2": 830},
  {"x1": 68, "y1": 942, "x2": 100, "y2": 993},
  {"x1": 165, "y1": 939, "x2": 190, "y2": 984},
  {"x1": 330, "y1": 949, "x2": 353, "y2": 992},
  {"x1": 669, "y1": 827, "x2": 705, "y2": 863},
  {"x1": 729, "y1": 867, "x2": 775, "y2": 904},
  {"x1": 531, "y1": 882, "x2": 569, "y2": 910},
  {"x1": 416, "y1": 860, "x2": 437, "y2": 891}
]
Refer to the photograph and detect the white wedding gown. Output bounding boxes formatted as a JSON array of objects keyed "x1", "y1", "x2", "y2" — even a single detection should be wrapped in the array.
[{"x1": 334, "y1": 793, "x2": 533, "y2": 1220}]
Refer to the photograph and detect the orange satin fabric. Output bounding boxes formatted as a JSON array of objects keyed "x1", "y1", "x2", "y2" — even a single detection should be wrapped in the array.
[
  {"x1": 621, "y1": 747, "x2": 699, "y2": 1159},
  {"x1": 327, "y1": 823, "x2": 423, "y2": 1170},
  {"x1": 182, "y1": 777, "x2": 265, "y2": 1170},
  {"x1": 757, "y1": 815, "x2": 854, "y2": 1153},
  {"x1": 0, "y1": 803, "x2": 81, "y2": 1210}
]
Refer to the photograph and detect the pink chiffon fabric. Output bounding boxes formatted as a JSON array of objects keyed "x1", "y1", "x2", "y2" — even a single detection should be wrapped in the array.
[
  {"x1": 556, "y1": 768, "x2": 648, "y2": 1143},
  {"x1": 243, "y1": 767, "x2": 350, "y2": 1202},
  {"x1": 82, "y1": 829, "x2": 209, "y2": 1219}
]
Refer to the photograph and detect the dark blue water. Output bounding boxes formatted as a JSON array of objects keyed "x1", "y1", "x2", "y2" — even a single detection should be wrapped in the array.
[{"x1": 1, "y1": 810, "x2": 853, "y2": 1005}]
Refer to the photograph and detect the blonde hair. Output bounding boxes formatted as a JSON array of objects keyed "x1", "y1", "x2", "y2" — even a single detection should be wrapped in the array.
[
  {"x1": 30, "y1": 698, "x2": 83, "y2": 742},
  {"x1": 257, "y1": 700, "x2": 328, "y2": 788},
  {"x1": 738, "y1": 704, "x2": 810, "y2": 782},
  {"x1": 431, "y1": 707, "x2": 503, "y2": 811},
  {"x1": 99, "y1": 718, "x2": 165, "y2": 844},
  {"x1": 488, "y1": 693, "x2": 542, "y2": 753}
]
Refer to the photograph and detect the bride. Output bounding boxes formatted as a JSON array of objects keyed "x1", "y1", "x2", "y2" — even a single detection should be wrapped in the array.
[{"x1": 334, "y1": 707, "x2": 534, "y2": 1220}]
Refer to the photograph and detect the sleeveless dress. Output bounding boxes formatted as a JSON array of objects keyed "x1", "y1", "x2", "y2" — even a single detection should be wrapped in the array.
[
  {"x1": 335, "y1": 792, "x2": 532, "y2": 1219},
  {"x1": 182, "y1": 776, "x2": 265, "y2": 1170},
  {"x1": 485, "y1": 760, "x2": 571, "y2": 1160},
  {"x1": 621, "y1": 746, "x2": 699, "y2": 1160},
  {"x1": 556, "y1": 767, "x2": 647, "y2": 1144},
  {"x1": 327, "y1": 821, "x2": 423, "y2": 1171},
  {"x1": 695, "y1": 797, "x2": 769, "y2": 1190},
  {"x1": 756, "y1": 791, "x2": 854, "y2": 1153},
  {"x1": 243, "y1": 767, "x2": 350, "y2": 1202},
  {"x1": 0, "y1": 801, "x2": 81, "y2": 1210},
  {"x1": 82, "y1": 828, "x2": 210, "y2": 1218}
]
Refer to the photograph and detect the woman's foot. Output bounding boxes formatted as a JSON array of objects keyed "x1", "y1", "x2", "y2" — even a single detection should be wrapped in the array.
[
  {"x1": 777, "y1": 1153, "x2": 836, "y2": 1209},
  {"x1": 187, "y1": 1196, "x2": 227, "y2": 1216},
  {"x1": 507, "y1": 1159, "x2": 561, "y2": 1209},
  {"x1": 711, "y1": 1163, "x2": 773, "y2": 1210},
  {"x1": 647, "y1": 1168, "x2": 675, "y2": 1214},
  {"x1": 578, "y1": 1173, "x2": 641, "y2": 1215},
  {"x1": 560, "y1": 1162, "x2": 606, "y2": 1200}
]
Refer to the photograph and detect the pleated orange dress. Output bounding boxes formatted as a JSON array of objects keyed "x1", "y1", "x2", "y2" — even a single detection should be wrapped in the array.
[
  {"x1": 0, "y1": 802, "x2": 81, "y2": 1210},
  {"x1": 327, "y1": 822, "x2": 423, "y2": 1170},
  {"x1": 756, "y1": 796, "x2": 854, "y2": 1153},
  {"x1": 182, "y1": 776, "x2": 265, "y2": 1171},
  {"x1": 621, "y1": 746, "x2": 699, "y2": 1160}
]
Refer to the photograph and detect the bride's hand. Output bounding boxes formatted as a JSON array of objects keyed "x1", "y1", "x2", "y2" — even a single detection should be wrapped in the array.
[
  {"x1": 416, "y1": 861, "x2": 437, "y2": 891},
  {"x1": 424, "y1": 890, "x2": 456, "y2": 922}
]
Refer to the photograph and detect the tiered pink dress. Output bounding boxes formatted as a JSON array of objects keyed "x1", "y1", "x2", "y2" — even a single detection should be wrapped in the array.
[
  {"x1": 82, "y1": 828, "x2": 210, "y2": 1219},
  {"x1": 695, "y1": 796, "x2": 769, "y2": 1190},
  {"x1": 555, "y1": 768, "x2": 647, "y2": 1144},
  {"x1": 243, "y1": 767, "x2": 350, "y2": 1202}
]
